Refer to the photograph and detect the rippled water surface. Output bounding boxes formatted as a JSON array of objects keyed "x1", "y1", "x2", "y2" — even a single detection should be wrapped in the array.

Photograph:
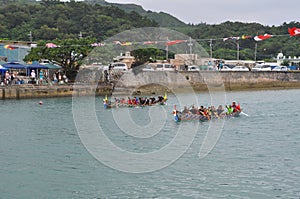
[{"x1": 1, "y1": 89, "x2": 300, "y2": 198}]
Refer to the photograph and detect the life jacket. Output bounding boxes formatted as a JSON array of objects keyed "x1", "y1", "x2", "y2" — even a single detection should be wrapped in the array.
[
  {"x1": 227, "y1": 106, "x2": 233, "y2": 114},
  {"x1": 236, "y1": 104, "x2": 241, "y2": 111},
  {"x1": 127, "y1": 99, "x2": 132, "y2": 105}
]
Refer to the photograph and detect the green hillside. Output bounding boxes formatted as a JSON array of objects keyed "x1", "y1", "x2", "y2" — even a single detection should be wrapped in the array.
[
  {"x1": 110, "y1": 3, "x2": 187, "y2": 27},
  {"x1": 0, "y1": 1, "x2": 158, "y2": 41},
  {"x1": 82, "y1": 0, "x2": 186, "y2": 27}
]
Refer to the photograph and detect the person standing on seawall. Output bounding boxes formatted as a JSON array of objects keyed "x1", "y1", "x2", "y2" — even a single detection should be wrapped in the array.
[{"x1": 31, "y1": 70, "x2": 36, "y2": 84}]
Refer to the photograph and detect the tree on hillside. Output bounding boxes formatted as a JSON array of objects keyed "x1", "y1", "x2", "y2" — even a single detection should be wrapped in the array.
[{"x1": 131, "y1": 48, "x2": 167, "y2": 65}]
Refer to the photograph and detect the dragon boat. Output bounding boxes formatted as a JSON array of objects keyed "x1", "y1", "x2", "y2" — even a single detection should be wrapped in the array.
[
  {"x1": 103, "y1": 94, "x2": 167, "y2": 109},
  {"x1": 172, "y1": 105, "x2": 242, "y2": 122},
  {"x1": 103, "y1": 101, "x2": 166, "y2": 109}
]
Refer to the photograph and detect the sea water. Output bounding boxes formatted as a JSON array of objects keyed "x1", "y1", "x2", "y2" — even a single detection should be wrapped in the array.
[{"x1": 1, "y1": 89, "x2": 300, "y2": 198}]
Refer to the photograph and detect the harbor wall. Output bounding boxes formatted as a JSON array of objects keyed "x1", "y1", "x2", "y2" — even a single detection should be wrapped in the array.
[
  {"x1": 1, "y1": 71, "x2": 300, "y2": 99},
  {"x1": 0, "y1": 84, "x2": 112, "y2": 100},
  {"x1": 112, "y1": 71, "x2": 300, "y2": 95}
]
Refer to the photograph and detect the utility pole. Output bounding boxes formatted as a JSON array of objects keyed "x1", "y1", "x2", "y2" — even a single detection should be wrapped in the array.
[
  {"x1": 209, "y1": 39, "x2": 213, "y2": 59},
  {"x1": 188, "y1": 37, "x2": 193, "y2": 54},
  {"x1": 166, "y1": 45, "x2": 169, "y2": 60},
  {"x1": 166, "y1": 37, "x2": 169, "y2": 60},
  {"x1": 28, "y1": 31, "x2": 32, "y2": 43},
  {"x1": 236, "y1": 41, "x2": 240, "y2": 61},
  {"x1": 254, "y1": 42, "x2": 258, "y2": 62}
]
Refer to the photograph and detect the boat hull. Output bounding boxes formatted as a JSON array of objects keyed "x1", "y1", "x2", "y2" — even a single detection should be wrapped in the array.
[
  {"x1": 104, "y1": 102, "x2": 166, "y2": 109},
  {"x1": 174, "y1": 111, "x2": 241, "y2": 122}
]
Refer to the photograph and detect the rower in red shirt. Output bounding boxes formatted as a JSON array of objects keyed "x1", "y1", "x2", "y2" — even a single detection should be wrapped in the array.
[{"x1": 232, "y1": 101, "x2": 241, "y2": 112}]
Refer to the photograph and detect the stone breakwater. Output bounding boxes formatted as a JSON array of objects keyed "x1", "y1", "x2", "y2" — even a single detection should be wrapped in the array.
[{"x1": 1, "y1": 71, "x2": 300, "y2": 99}]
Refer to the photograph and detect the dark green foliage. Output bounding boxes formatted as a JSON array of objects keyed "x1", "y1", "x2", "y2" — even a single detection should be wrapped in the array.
[
  {"x1": 104, "y1": 2, "x2": 187, "y2": 27},
  {"x1": 0, "y1": 1, "x2": 158, "y2": 41},
  {"x1": 132, "y1": 48, "x2": 167, "y2": 65}
]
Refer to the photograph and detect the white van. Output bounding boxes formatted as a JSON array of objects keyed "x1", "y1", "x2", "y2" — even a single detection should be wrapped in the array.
[
  {"x1": 251, "y1": 64, "x2": 272, "y2": 71},
  {"x1": 111, "y1": 62, "x2": 128, "y2": 71},
  {"x1": 156, "y1": 63, "x2": 175, "y2": 71}
]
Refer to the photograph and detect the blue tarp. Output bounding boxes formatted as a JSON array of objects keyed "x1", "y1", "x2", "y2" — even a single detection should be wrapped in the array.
[
  {"x1": 0, "y1": 67, "x2": 8, "y2": 75},
  {"x1": 26, "y1": 63, "x2": 48, "y2": 69},
  {"x1": 26, "y1": 63, "x2": 48, "y2": 76},
  {"x1": 44, "y1": 63, "x2": 62, "y2": 70},
  {"x1": 2, "y1": 62, "x2": 26, "y2": 69}
]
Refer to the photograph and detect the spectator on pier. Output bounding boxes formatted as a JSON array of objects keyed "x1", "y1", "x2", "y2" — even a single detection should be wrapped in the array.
[{"x1": 30, "y1": 70, "x2": 36, "y2": 84}]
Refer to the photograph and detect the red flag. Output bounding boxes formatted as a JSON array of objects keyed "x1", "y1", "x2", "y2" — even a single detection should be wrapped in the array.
[
  {"x1": 254, "y1": 34, "x2": 272, "y2": 41},
  {"x1": 166, "y1": 40, "x2": 185, "y2": 46},
  {"x1": 288, "y1": 27, "x2": 300, "y2": 36},
  {"x1": 4, "y1": 45, "x2": 16, "y2": 50}
]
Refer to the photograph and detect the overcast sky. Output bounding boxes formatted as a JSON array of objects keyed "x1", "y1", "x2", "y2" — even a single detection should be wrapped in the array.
[{"x1": 105, "y1": 0, "x2": 298, "y2": 26}]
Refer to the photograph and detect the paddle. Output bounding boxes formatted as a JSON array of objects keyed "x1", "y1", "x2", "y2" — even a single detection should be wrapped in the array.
[{"x1": 240, "y1": 111, "x2": 249, "y2": 117}]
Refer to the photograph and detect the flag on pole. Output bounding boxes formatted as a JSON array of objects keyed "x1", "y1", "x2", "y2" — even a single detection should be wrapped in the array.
[
  {"x1": 166, "y1": 40, "x2": 185, "y2": 46},
  {"x1": 223, "y1": 36, "x2": 240, "y2": 41},
  {"x1": 164, "y1": 93, "x2": 167, "y2": 100},
  {"x1": 254, "y1": 34, "x2": 272, "y2": 41},
  {"x1": 241, "y1": 35, "x2": 252, "y2": 39},
  {"x1": 121, "y1": 42, "x2": 132, "y2": 46},
  {"x1": 46, "y1": 43, "x2": 58, "y2": 48},
  {"x1": 288, "y1": 27, "x2": 300, "y2": 36},
  {"x1": 91, "y1": 42, "x2": 105, "y2": 47},
  {"x1": 4, "y1": 45, "x2": 16, "y2": 50},
  {"x1": 143, "y1": 41, "x2": 157, "y2": 45},
  {"x1": 113, "y1": 41, "x2": 121, "y2": 45}
]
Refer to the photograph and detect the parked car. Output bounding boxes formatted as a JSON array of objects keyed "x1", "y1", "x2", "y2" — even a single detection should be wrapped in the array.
[
  {"x1": 251, "y1": 64, "x2": 272, "y2": 71},
  {"x1": 142, "y1": 65, "x2": 155, "y2": 71},
  {"x1": 231, "y1": 66, "x2": 250, "y2": 71},
  {"x1": 272, "y1": 66, "x2": 289, "y2": 71},
  {"x1": 156, "y1": 64, "x2": 175, "y2": 71},
  {"x1": 223, "y1": 64, "x2": 235, "y2": 69},
  {"x1": 110, "y1": 62, "x2": 128, "y2": 71},
  {"x1": 187, "y1": 65, "x2": 200, "y2": 71},
  {"x1": 220, "y1": 65, "x2": 233, "y2": 71}
]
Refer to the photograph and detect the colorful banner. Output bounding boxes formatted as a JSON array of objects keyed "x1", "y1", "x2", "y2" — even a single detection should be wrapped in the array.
[
  {"x1": 4, "y1": 45, "x2": 16, "y2": 50},
  {"x1": 288, "y1": 27, "x2": 300, "y2": 36},
  {"x1": 254, "y1": 34, "x2": 272, "y2": 41},
  {"x1": 23, "y1": 27, "x2": 300, "y2": 49},
  {"x1": 166, "y1": 40, "x2": 185, "y2": 46},
  {"x1": 46, "y1": 43, "x2": 58, "y2": 48},
  {"x1": 223, "y1": 36, "x2": 240, "y2": 41},
  {"x1": 241, "y1": 35, "x2": 252, "y2": 39}
]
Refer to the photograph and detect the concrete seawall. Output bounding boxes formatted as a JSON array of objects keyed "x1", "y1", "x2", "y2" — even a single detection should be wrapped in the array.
[
  {"x1": 0, "y1": 84, "x2": 112, "y2": 100},
  {"x1": 112, "y1": 71, "x2": 300, "y2": 95},
  {"x1": 1, "y1": 71, "x2": 300, "y2": 99}
]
